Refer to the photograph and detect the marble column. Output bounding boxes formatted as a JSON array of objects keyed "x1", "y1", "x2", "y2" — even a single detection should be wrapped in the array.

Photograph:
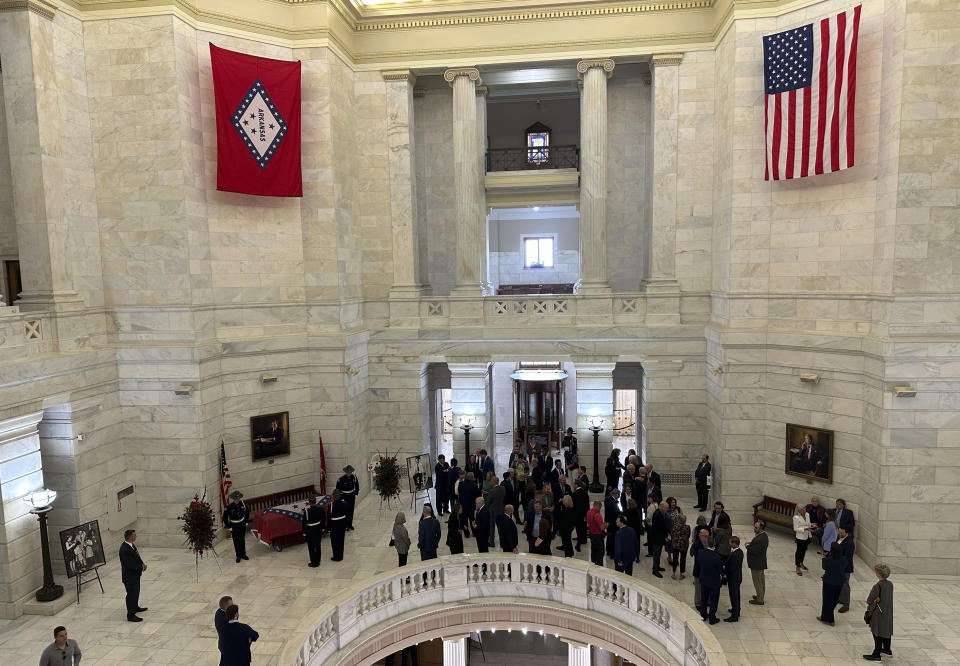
[
  {"x1": 593, "y1": 645, "x2": 613, "y2": 666},
  {"x1": 0, "y1": 3, "x2": 81, "y2": 313},
  {"x1": 565, "y1": 640, "x2": 591, "y2": 666},
  {"x1": 576, "y1": 59, "x2": 615, "y2": 294},
  {"x1": 476, "y1": 85, "x2": 492, "y2": 295},
  {"x1": 449, "y1": 362, "x2": 490, "y2": 463},
  {"x1": 444, "y1": 68, "x2": 483, "y2": 296},
  {"x1": 442, "y1": 635, "x2": 469, "y2": 666},
  {"x1": 0, "y1": 411, "x2": 45, "y2": 619},
  {"x1": 575, "y1": 361, "x2": 615, "y2": 483},
  {"x1": 383, "y1": 70, "x2": 424, "y2": 300},
  {"x1": 643, "y1": 54, "x2": 683, "y2": 300}
]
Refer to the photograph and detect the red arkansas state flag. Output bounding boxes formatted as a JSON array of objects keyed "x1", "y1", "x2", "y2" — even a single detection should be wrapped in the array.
[{"x1": 210, "y1": 44, "x2": 302, "y2": 197}]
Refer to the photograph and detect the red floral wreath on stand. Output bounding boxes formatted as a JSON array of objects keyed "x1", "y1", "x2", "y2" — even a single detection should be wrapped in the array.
[
  {"x1": 373, "y1": 451, "x2": 402, "y2": 508},
  {"x1": 179, "y1": 491, "x2": 220, "y2": 579}
]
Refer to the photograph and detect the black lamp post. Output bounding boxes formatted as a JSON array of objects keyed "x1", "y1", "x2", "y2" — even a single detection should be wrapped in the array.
[
  {"x1": 25, "y1": 489, "x2": 64, "y2": 602},
  {"x1": 459, "y1": 414, "x2": 475, "y2": 464},
  {"x1": 587, "y1": 417, "x2": 605, "y2": 493}
]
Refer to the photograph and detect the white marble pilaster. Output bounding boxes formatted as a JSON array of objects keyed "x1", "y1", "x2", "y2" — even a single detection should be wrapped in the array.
[
  {"x1": 643, "y1": 54, "x2": 683, "y2": 322},
  {"x1": 444, "y1": 68, "x2": 483, "y2": 296},
  {"x1": 476, "y1": 86, "x2": 492, "y2": 295},
  {"x1": 566, "y1": 640, "x2": 591, "y2": 666},
  {"x1": 576, "y1": 59, "x2": 614, "y2": 295},
  {"x1": 575, "y1": 361, "x2": 615, "y2": 484},
  {"x1": 442, "y1": 635, "x2": 469, "y2": 666},
  {"x1": 449, "y1": 362, "x2": 490, "y2": 464},
  {"x1": 0, "y1": 5, "x2": 82, "y2": 313},
  {"x1": 383, "y1": 70, "x2": 424, "y2": 300}
]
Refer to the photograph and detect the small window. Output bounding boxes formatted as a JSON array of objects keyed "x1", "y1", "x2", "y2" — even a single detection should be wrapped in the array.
[
  {"x1": 524, "y1": 237, "x2": 554, "y2": 268},
  {"x1": 525, "y1": 122, "x2": 551, "y2": 165}
]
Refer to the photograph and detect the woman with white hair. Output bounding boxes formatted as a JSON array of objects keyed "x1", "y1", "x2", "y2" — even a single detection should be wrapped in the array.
[
  {"x1": 793, "y1": 504, "x2": 812, "y2": 575},
  {"x1": 863, "y1": 564, "x2": 893, "y2": 661}
]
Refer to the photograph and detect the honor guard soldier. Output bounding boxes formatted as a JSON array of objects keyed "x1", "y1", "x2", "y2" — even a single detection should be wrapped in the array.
[
  {"x1": 328, "y1": 490, "x2": 348, "y2": 561},
  {"x1": 223, "y1": 491, "x2": 250, "y2": 563},
  {"x1": 335, "y1": 465, "x2": 359, "y2": 531},
  {"x1": 302, "y1": 497, "x2": 326, "y2": 567}
]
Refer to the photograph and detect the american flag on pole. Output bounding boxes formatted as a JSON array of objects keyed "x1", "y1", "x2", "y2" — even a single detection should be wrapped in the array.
[
  {"x1": 763, "y1": 5, "x2": 861, "y2": 181},
  {"x1": 219, "y1": 439, "x2": 232, "y2": 519}
]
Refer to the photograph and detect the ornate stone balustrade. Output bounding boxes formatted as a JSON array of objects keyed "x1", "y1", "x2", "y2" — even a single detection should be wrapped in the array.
[{"x1": 281, "y1": 553, "x2": 725, "y2": 666}]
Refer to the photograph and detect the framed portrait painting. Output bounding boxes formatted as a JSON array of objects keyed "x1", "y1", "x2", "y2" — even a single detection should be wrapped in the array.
[
  {"x1": 59, "y1": 520, "x2": 106, "y2": 578},
  {"x1": 406, "y1": 454, "x2": 432, "y2": 494},
  {"x1": 785, "y1": 423, "x2": 833, "y2": 483},
  {"x1": 251, "y1": 411, "x2": 291, "y2": 461}
]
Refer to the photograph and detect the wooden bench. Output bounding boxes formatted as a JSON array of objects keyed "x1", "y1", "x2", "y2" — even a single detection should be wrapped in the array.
[
  {"x1": 244, "y1": 484, "x2": 322, "y2": 523},
  {"x1": 752, "y1": 495, "x2": 796, "y2": 532}
]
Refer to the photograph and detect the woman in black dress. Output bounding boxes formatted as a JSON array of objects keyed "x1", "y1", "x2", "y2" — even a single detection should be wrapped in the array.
[{"x1": 446, "y1": 504, "x2": 464, "y2": 555}]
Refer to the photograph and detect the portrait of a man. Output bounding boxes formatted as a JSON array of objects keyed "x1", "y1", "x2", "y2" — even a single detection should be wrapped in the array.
[
  {"x1": 251, "y1": 412, "x2": 291, "y2": 461},
  {"x1": 785, "y1": 424, "x2": 833, "y2": 483}
]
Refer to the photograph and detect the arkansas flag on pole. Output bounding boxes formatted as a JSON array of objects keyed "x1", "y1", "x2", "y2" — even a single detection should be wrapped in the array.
[
  {"x1": 762, "y1": 5, "x2": 861, "y2": 181},
  {"x1": 210, "y1": 44, "x2": 302, "y2": 197}
]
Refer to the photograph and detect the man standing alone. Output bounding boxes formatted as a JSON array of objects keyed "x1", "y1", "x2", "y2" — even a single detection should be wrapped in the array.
[
  {"x1": 694, "y1": 454, "x2": 711, "y2": 510},
  {"x1": 746, "y1": 521, "x2": 768, "y2": 605},
  {"x1": 119, "y1": 529, "x2": 147, "y2": 622},
  {"x1": 223, "y1": 490, "x2": 250, "y2": 563}
]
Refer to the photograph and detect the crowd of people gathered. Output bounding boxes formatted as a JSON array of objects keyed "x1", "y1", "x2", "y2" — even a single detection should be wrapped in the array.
[{"x1": 385, "y1": 440, "x2": 894, "y2": 662}]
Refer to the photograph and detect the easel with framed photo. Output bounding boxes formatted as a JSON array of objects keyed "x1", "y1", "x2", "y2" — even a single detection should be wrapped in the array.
[{"x1": 59, "y1": 519, "x2": 106, "y2": 603}]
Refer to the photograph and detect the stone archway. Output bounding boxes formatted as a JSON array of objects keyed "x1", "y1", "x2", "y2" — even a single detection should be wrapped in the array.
[{"x1": 335, "y1": 601, "x2": 678, "y2": 666}]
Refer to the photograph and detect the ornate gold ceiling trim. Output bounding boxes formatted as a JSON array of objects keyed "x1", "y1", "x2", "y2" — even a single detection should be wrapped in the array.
[
  {"x1": 354, "y1": 0, "x2": 714, "y2": 32},
  {"x1": 0, "y1": 0, "x2": 57, "y2": 19}
]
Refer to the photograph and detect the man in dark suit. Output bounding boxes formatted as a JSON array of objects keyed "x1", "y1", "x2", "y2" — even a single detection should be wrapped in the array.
[
  {"x1": 837, "y1": 527, "x2": 855, "y2": 612},
  {"x1": 479, "y1": 448, "x2": 495, "y2": 478},
  {"x1": 220, "y1": 604, "x2": 259, "y2": 665},
  {"x1": 835, "y1": 499, "x2": 855, "y2": 533},
  {"x1": 118, "y1": 529, "x2": 147, "y2": 622},
  {"x1": 485, "y1": 477, "x2": 506, "y2": 547},
  {"x1": 573, "y1": 480, "x2": 589, "y2": 550},
  {"x1": 649, "y1": 501, "x2": 669, "y2": 578},
  {"x1": 458, "y1": 473, "x2": 481, "y2": 538},
  {"x1": 524, "y1": 500, "x2": 550, "y2": 552},
  {"x1": 604, "y1": 490, "x2": 621, "y2": 559},
  {"x1": 645, "y1": 478, "x2": 662, "y2": 506},
  {"x1": 644, "y1": 464, "x2": 661, "y2": 491},
  {"x1": 302, "y1": 497, "x2": 326, "y2": 567},
  {"x1": 335, "y1": 465, "x2": 359, "y2": 531},
  {"x1": 746, "y1": 521, "x2": 769, "y2": 605},
  {"x1": 473, "y1": 497, "x2": 491, "y2": 553},
  {"x1": 328, "y1": 490, "x2": 348, "y2": 561},
  {"x1": 215, "y1": 595, "x2": 232, "y2": 656},
  {"x1": 694, "y1": 454, "x2": 711, "y2": 510},
  {"x1": 577, "y1": 466, "x2": 590, "y2": 490},
  {"x1": 497, "y1": 505, "x2": 519, "y2": 553},
  {"x1": 694, "y1": 539, "x2": 724, "y2": 624},
  {"x1": 434, "y1": 455, "x2": 449, "y2": 516},
  {"x1": 708, "y1": 501, "x2": 730, "y2": 529},
  {"x1": 724, "y1": 537, "x2": 743, "y2": 622},
  {"x1": 614, "y1": 515, "x2": 639, "y2": 576}
]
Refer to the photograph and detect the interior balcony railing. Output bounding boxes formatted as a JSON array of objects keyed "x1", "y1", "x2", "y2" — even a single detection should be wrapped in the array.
[
  {"x1": 281, "y1": 552, "x2": 725, "y2": 666},
  {"x1": 486, "y1": 145, "x2": 580, "y2": 172}
]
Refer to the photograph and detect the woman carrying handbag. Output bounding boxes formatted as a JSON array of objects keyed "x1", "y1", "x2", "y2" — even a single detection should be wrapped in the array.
[{"x1": 862, "y1": 564, "x2": 893, "y2": 661}]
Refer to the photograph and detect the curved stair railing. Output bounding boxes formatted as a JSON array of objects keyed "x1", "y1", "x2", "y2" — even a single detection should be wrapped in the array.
[{"x1": 281, "y1": 553, "x2": 725, "y2": 666}]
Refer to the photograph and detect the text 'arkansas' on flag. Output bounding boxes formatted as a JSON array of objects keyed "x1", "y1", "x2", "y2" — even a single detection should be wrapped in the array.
[
  {"x1": 762, "y1": 5, "x2": 861, "y2": 181},
  {"x1": 210, "y1": 44, "x2": 302, "y2": 197}
]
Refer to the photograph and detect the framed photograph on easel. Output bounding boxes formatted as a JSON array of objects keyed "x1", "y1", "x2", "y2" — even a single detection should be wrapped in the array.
[{"x1": 60, "y1": 520, "x2": 106, "y2": 578}]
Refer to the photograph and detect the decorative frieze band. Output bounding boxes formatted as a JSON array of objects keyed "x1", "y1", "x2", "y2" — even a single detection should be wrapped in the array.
[
  {"x1": 382, "y1": 69, "x2": 416, "y2": 84},
  {"x1": 443, "y1": 67, "x2": 481, "y2": 86},
  {"x1": 576, "y1": 58, "x2": 615, "y2": 79},
  {"x1": 0, "y1": 0, "x2": 56, "y2": 20},
  {"x1": 650, "y1": 53, "x2": 684, "y2": 68}
]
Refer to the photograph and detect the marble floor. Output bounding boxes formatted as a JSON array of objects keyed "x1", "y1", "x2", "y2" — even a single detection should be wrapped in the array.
[{"x1": 0, "y1": 489, "x2": 957, "y2": 665}]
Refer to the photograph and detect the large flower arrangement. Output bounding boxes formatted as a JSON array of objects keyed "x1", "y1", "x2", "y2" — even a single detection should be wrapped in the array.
[
  {"x1": 180, "y1": 492, "x2": 217, "y2": 561},
  {"x1": 373, "y1": 452, "x2": 402, "y2": 500}
]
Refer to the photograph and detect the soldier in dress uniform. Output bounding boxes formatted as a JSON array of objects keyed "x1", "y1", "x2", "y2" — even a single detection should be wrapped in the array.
[
  {"x1": 223, "y1": 491, "x2": 250, "y2": 563},
  {"x1": 302, "y1": 497, "x2": 326, "y2": 568},
  {"x1": 328, "y1": 490, "x2": 348, "y2": 561},
  {"x1": 335, "y1": 465, "x2": 359, "y2": 531}
]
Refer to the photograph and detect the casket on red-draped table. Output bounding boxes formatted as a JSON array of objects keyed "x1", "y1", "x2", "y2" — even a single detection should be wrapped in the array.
[{"x1": 251, "y1": 495, "x2": 331, "y2": 551}]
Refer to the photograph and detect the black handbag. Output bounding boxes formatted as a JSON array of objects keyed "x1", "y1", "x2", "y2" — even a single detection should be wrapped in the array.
[
  {"x1": 863, "y1": 608, "x2": 873, "y2": 625},
  {"x1": 389, "y1": 537, "x2": 395, "y2": 547}
]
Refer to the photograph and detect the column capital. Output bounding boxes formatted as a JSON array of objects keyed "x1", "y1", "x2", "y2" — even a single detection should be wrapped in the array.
[
  {"x1": 443, "y1": 67, "x2": 480, "y2": 85},
  {"x1": 0, "y1": 0, "x2": 56, "y2": 20},
  {"x1": 475, "y1": 85, "x2": 488, "y2": 97},
  {"x1": 650, "y1": 53, "x2": 684, "y2": 69},
  {"x1": 576, "y1": 58, "x2": 615, "y2": 78},
  {"x1": 382, "y1": 69, "x2": 416, "y2": 84}
]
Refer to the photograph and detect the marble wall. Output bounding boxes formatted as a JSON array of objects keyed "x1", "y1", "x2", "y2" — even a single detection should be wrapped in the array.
[{"x1": 0, "y1": 67, "x2": 15, "y2": 268}]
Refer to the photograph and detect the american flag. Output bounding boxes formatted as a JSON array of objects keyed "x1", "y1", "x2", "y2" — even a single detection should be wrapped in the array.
[
  {"x1": 763, "y1": 5, "x2": 861, "y2": 181},
  {"x1": 219, "y1": 439, "x2": 232, "y2": 519}
]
